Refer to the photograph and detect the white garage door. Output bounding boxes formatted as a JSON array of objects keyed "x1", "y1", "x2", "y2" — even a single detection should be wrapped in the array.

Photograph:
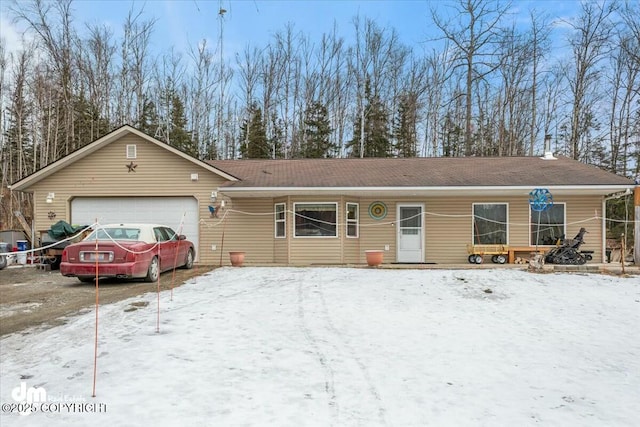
[{"x1": 71, "y1": 197, "x2": 199, "y2": 260}]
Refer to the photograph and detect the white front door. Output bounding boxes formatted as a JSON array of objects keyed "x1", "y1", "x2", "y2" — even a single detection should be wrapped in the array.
[{"x1": 397, "y1": 204, "x2": 424, "y2": 263}]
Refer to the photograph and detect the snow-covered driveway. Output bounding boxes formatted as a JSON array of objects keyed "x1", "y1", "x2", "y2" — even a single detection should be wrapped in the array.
[{"x1": 1, "y1": 267, "x2": 638, "y2": 426}]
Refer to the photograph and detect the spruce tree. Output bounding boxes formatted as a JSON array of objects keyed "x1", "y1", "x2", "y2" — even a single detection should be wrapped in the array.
[
  {"x1": 239, "y1": 102, "x2": 270, "y2": 159},
  {"x1": 301, "y1": 101, "x2": 335, "y2": 158},
  {"x1": 138, "y1": 95, "x2": 160, "y2": 137},
  {"x1": 393, "y1": 94, "x2": 418, "y2": 157},
  {"x1": 168, "y1": 94, "x2": 197, "y2": 157},
  {"x1": 347, "y1": 81, "x2": 391, "y2": 157}
]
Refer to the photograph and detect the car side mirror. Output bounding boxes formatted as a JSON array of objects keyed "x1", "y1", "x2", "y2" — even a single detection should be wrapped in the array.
[{"x1": 178, "y1": 235, "x2": 187, "y2": 240}]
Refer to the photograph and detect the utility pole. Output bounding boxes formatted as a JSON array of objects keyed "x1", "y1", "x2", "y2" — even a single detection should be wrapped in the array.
[
  {"x1": 635, "y1": 184, "x2": 639, "y2": 266},
  {"x1": 218, "y1": 3, "x2": 226, "y2": 158},
  {"x1": 360, "y1": 107, "x2": 365, "y2": 158}
]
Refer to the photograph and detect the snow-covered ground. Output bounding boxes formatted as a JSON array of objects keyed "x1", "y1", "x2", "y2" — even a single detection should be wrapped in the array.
[{"x1": 1, "y1": 267, "x2": 638, "y2": 426}]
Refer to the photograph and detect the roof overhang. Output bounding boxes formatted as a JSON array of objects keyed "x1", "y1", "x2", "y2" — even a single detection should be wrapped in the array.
[
  {"x1": 9, "y1": 125, "x2": 238, "y2": 191},
  {"x1": 218, "y1": 185, "x2": 636, "y2": 199}
]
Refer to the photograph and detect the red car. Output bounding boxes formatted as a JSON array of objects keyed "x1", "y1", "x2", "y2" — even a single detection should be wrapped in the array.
[{"x1": 61, "y1": 223, "x2": 195, "y2": 283}]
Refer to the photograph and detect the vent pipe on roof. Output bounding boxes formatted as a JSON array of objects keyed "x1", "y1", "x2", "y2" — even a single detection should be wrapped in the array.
[{"x1": 542, "y1": 134, "x2": 556, "y2": 160}]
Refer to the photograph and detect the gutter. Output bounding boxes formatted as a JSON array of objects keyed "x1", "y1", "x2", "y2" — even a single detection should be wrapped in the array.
[{"x1": 218, "y1": 184, "x2": 635, "y2": 197}]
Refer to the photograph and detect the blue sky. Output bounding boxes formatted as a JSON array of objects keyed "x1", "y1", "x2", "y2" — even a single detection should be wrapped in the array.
[{"x1": 1, "y1": 0, "x2": 583, "y2": 60}]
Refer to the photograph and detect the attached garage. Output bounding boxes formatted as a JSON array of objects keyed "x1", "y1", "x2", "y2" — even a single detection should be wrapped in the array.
[{"x1": 71, "y1": 196, "x2": 200, "y2": 260}]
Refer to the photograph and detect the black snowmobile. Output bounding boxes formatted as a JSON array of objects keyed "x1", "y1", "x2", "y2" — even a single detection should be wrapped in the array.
[{"x1": 544, "y1": 227, "x2": 590, "y2": 265}]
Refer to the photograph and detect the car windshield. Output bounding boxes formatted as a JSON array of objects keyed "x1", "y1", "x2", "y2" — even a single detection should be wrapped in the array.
[{"x1": 85, "y1": 227, "x2": 141, "y2": 241}]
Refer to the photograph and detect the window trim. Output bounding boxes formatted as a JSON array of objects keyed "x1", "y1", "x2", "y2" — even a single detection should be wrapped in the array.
[
  {"x1": 126, "y1": 144, "x2": 137, "y2": 159},
  {"x1": 471, "y1": 202, "x2": 509, "y2": 245},
  {"x1": 346, "y1": 202, "x2": 359, "y2": 238},
  {"x1": 274, "y1": 203, "x2": 286, "y2": 239},
  {"x1": 293, "y1": 202, "x2": 338, "y2": 238},
  {"x1": 529, "y1": 202, "x2": 566, "y2": 246}
]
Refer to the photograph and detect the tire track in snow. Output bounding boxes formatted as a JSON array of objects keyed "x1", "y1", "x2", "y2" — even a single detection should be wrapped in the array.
[
  {"x1": 297, "y1": 282, "x2": 340, "y2": 425},
  {"x1": 315, "y1": 282, "x2": 389, "y2": 426},
  {"x1": 218, "y1": 276, "x2": 295, "y2": 299}
]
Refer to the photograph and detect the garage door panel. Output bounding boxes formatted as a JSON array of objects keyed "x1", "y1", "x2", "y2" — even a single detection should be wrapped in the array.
[{"x1": 71, "y1": 197, "x2": 199, "y2": 260}]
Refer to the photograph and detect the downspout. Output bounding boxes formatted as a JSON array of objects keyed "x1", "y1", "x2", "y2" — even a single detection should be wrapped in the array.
[
  {"x1": 635, "y1": 186, "x2": 639, "y2": 266},
  {"x1": 601, "y1": 197, "x2": 606, "y2": 263}
]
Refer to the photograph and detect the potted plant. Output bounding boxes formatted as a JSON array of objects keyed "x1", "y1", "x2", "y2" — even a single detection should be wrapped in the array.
[
  {"x1": 365, "y1": 250, "x2": 384, "y2": 267},
  {"x1": 229, "y1": 251, "x2": 246, "y2": 267}
]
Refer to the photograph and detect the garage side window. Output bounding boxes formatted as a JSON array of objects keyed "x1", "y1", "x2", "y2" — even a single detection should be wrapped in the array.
[
  {"x1": 346, "y1": 203, "x2": 359, "y2": 238},
  {"x1": 531, "y1": 203, "x2": 565, "y2": 245},
  {"x1": 294, "y1": 203, "x2": 337, "y2": 237},
  {"x1": 473, "y1": 203, "x2": 507, "y2": 244},
  {"x1": 275, "y1": 203, "x2": 286, "y2": 238},
  {"x1": 126, "y1": 144, "x2": 137, "y2": 159}
]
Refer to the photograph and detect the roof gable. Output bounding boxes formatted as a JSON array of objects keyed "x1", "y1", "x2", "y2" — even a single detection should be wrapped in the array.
[{"x1": 10, "y1": 125, "x2": 237, "y2": 191}]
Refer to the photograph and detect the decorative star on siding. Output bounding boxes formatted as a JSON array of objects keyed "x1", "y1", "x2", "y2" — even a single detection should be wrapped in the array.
[
  {"x1": 126, "y1": 161, "x2": 137, "y2": 173},
  {"x1": 48, "y1": 211, "x2": 56, "y2": 220}
]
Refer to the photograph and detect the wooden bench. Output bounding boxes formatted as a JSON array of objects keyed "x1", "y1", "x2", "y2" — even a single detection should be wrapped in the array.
[{"x1": 508, "y1": 246, "x2": 546, "y2": 264}]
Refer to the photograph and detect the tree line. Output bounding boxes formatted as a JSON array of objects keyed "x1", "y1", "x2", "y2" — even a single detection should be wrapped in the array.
[{"x1": 1, "y1": 0, "x2": 638, "y2": 199}]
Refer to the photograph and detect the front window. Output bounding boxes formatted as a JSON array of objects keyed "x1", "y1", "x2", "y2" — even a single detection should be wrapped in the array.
[
  {"x1": 346, "y1": 203, "x2": 359, "y2": 238},
  {"x1": 473, "y1": 203, "x2": 508, "y2": 244},
  {"x1": 531, "y1": 203, "x2": 565, "y2": 245},
  {"x1": 275, "y1": 203, "x2": 286, "y2": 238},
  {"x1": 294, "y1": 203, "x2": 337, "y2": 237}
]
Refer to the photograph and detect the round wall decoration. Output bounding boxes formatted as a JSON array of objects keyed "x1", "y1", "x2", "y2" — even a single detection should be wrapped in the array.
[{"x1": 368, "y1": 201, "x2": 388, "y2": 220}]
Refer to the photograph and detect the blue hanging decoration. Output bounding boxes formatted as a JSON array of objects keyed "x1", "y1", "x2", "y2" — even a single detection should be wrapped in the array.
[
  {"x1": 208, "y1": 205, "x2": 217, "y2": 217},
  {"x1": 529, "y1": 188, "x2": 553, "y2": 212}
]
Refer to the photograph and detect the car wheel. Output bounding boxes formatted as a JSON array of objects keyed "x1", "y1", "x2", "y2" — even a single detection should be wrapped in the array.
[
  {"x1": 0, "y1": 255, "x2": 7, "y2": 270},
  {"x1": 183, "y1": 249, "x2": 194, "y2": 269},
  {"x1": 145, "y1": 257, "x2": 159, "y2": 282}
]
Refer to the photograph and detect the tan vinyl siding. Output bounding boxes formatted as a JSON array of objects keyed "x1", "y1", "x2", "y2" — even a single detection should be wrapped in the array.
[
  {"x1": 425, "y1": 196, "x2": 604, "y2": 264},
  {"x1": 563, "y1": 196, "x2": 603, "y2": 261},
  {"x1": 355, "y1": 195, "x2": 604, "y2": 264},
  {"x1": 424, "y1": 197, "x2": 471, "y2": 264},
  {"x1": 203, "y1": 198, "x2": 275, "y2": 265},
  {"x1": 360, "y1": 198, "x2": 396, "y2": 263}
]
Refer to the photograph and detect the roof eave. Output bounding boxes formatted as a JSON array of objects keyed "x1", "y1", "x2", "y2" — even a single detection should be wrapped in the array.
[{"x1": 218, "y1": 185, "x2": 636, "y2": 198}]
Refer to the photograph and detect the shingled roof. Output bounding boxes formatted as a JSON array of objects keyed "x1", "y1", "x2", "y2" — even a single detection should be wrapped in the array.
[{"x1": 208, "y1": 157, "x2": 633, "y2": 191}]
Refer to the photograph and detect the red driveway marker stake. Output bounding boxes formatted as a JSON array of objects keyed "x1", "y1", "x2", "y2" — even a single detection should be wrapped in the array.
[
  {"x1": 92, "y1": 220, "x2": 99, "y2": 398},
  {"x1": 156, "y1": 242, "x2": 161, "y2": 334}
]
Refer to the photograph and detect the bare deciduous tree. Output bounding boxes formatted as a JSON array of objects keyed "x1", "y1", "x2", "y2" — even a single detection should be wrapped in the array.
[
  {"x1": 431, "y1": 0, "x2": 511, "y2": 156},
  {"x1": 565, "y1": 0, "x2": 617, "y2": 161}
]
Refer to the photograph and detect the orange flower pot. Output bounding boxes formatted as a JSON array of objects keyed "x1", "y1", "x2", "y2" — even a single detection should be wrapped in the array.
[
  {"x1": 229, "y1": 251, "x2": 246, "y2": 267},
  {"x1": 365, "y1": 250, "x2": 384, "y2": 267}
]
